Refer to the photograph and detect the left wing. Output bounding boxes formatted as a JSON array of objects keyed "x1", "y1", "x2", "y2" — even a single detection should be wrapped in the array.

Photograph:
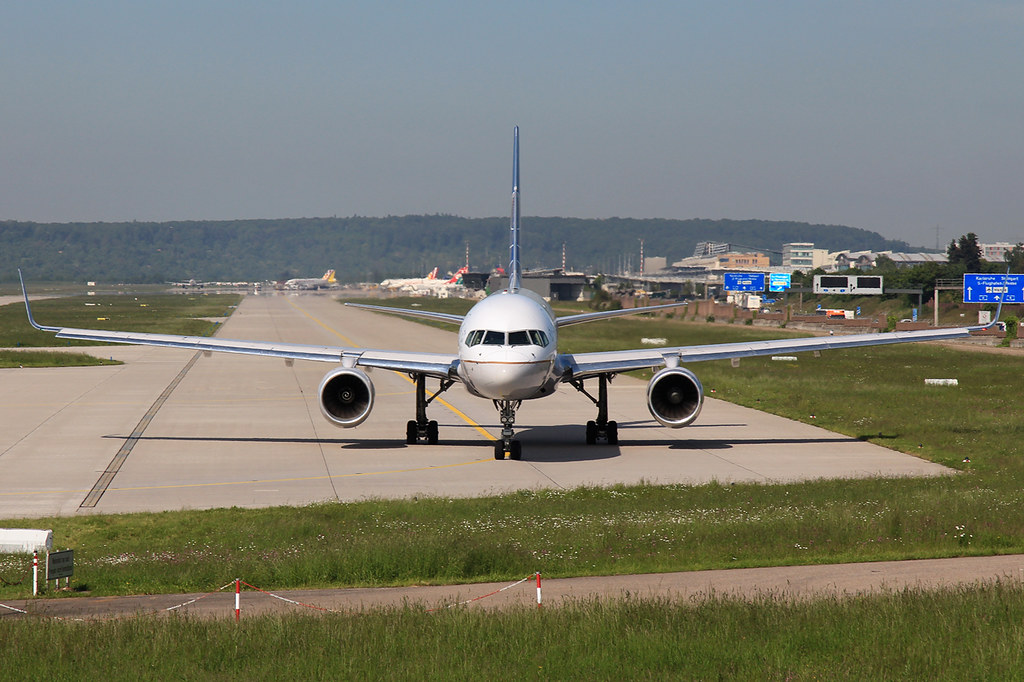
[
  {"x1": 19, "y1": 271, "x2": 459, "y2": 379},
  {"x1": 562, "y1": 325, "x2": 981, "y2": 380},
  {"x1": 344, "y1": 300, "x2": 689, "y2": 328}
]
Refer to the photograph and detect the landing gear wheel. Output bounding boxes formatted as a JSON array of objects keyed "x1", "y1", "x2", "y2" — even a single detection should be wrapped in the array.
[
  {"x1": 585, "y1": 420, "x2": 598, "y2": 445},
  {"x1": 607, "y1": 420, "x2": 618, "y2": 445},
  {"x1": 427, "y1": 420, "x2": 439, "y2": 445},
  {"x1": 494, "y1": 442, "x2": 506, "y2": 460},
  {"x1": 509, "y1": 440, "x2": 522, "y2": 460},
  {"x1": 406, "y1": 420, "x2": 418, "y2": 445}
]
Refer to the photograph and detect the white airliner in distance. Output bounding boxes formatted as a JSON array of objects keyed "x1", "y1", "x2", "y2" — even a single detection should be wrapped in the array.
[
  {"x1": 20, "y1": 128, "x2": 1002, "y2": 460},
  {"x1": 284, "y1": 269, "x2": 337, "y2": 290}
]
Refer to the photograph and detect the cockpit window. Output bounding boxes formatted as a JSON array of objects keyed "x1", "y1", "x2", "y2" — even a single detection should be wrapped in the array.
[
  {"x1": 507, "y1": 330, "x2": 530, "y2": 346},
  {"x1": 466, "y1": 329, "x2": 550, "y2": 347}
]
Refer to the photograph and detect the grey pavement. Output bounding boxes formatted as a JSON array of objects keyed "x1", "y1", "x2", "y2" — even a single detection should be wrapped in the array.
[{"x1": 0, "y1": 292, "x2": 950, "y2": 519}]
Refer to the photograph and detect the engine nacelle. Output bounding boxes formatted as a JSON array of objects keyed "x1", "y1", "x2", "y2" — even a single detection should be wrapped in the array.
[
  {"x1": 318, "y1": 367, "x2": 374, "y2": 427},
  {"x1": 647, "y1": 367, "x2": 704, "y2": 428}
]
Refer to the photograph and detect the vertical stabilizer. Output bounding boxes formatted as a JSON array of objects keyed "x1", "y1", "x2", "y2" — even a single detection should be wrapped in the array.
[{"x1": 508, "y1": 126, "x2": 522, "y2": 293}]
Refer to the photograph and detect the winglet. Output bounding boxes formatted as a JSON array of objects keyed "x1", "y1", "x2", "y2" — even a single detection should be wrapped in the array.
[
  {"x1": 507, "y1": 126, "x2": 522, "y2": 293},
  {"x1": 18, "y1": 269, "x2": 60, "y2": 332}
]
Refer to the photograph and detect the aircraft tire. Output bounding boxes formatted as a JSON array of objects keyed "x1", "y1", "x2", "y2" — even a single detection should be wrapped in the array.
[
  {"x1": 493, "y1": 442, "x2": 506, "y2": 460},
  {"x1": 405, "y1": 420, "x2": 417, "y2": 444},
  {"x1": 509, "y1": 440, "x2": 522, "y2": 460},
  {"x1": 427, "y1": 420, "x2": 439, "y2": 445},
  {"x1": 607, "y1": 421, "x2": 618, "y2": 445},
  {"x1": 585, "y1": 420, "x2": 598, "y2": 445}
]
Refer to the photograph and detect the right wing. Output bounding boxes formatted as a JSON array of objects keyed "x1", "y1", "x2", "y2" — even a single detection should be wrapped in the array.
[{"x1": 19, "y1": 272, "x2": 459, "y2": 379}]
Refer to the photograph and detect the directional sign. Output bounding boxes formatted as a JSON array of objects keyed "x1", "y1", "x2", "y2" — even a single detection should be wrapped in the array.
[
  {"x1": 768, "y1": 273, "x2": 791, "y2": 292},
  {"x1": 963, "y1": 273, "x2": 1024, "y2": 303},
  {"x1": 723, "y1": 272, "x2": 765, "y2": 292}
]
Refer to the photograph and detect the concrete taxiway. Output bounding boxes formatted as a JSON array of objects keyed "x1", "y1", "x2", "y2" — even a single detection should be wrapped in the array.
[{"x1": 0, "y1": 293, "x2": 950, "y2": 518}]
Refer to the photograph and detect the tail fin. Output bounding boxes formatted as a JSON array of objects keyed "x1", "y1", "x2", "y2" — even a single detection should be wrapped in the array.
[
  {"x1": 507, "y1": 126, "x2": 522, "y2": 293},
  {"x1": 447, "y1": 266, "x2": 468, "y2": 284},
  {"x1": 427, "y1": 267, "x2": 439, "y2": 280},
  {"x1": 326, "y1": 269, "x2": 337, "y2": 283}
]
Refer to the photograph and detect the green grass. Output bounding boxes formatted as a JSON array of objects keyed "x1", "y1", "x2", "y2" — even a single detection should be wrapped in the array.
[
  {"x1": 0, "y1": 349, "x2": 121, "y2": 368},
  {"x1": 4, "y1": 584, "x2": 1024, "y2": 679},
  {"x1": 0, "y1": 292, "x2": 242, "y2": 349}
]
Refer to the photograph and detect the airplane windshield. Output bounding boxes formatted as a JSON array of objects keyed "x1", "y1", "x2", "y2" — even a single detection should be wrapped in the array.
[
  {"x1": 508, "y1": 331, "x2": 530, "y2": 346},
  {"x1": 465, "y1": 329, "x2": 549, "y2": 347}
]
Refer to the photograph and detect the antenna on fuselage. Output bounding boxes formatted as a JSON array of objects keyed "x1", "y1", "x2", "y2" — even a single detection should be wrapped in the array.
[{"x1": 508, "y1": 126, "x2": 522, "y2": 293}]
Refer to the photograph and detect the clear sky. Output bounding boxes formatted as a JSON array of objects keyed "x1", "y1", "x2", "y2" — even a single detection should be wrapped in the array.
[{"x1": 1, "y1": 1, "x2": 1021, "y2": 247}]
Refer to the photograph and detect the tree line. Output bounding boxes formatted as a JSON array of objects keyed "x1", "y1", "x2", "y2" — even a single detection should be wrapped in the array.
[{"x1": 1, "y1": 215, "x2": 913, "y2": 284}]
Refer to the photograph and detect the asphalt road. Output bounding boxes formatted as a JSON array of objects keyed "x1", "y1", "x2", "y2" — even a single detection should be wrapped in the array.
[{"x1": 5, "y1": 554, "x2": 1023, "y2": 620}]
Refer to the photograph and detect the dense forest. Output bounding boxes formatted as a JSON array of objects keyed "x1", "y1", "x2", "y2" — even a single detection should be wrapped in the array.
[{"x1": 0, "y1": 216, "x2": 913, "y2": 284}]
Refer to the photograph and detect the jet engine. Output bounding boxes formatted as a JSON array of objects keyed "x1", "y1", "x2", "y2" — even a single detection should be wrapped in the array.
[
  {"x1": 318, "y1": 368, "x2": 374, "y2": 427},
  {"x1": 647, "y1": 367, "x2": 704, "y2": 428}
]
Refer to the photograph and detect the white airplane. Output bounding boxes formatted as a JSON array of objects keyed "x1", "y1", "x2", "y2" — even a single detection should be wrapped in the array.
[
  {"x1": 380, "y1": 267, "x2": 440, "y2": 291},
  {"x1": 20, "y1": 128, "x2": 1002, "y2": 460},
  {"x1": 284, "y1": 269, "x2": 337, "y2": 290},
  {"x1": 380, "y1": 266, "x2": 469, "y2": 295}
]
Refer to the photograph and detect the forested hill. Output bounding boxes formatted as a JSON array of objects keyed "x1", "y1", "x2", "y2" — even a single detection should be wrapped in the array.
[{"x1": 1, "y1": 216, "x2": 912, "y2": 284}]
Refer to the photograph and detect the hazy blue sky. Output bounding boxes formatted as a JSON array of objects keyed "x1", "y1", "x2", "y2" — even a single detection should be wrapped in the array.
[{"x1": 2, "y1": 1, "x2": 1021, "y2": 247}]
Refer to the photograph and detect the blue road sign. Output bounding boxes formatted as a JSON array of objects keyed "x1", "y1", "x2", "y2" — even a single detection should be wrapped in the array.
[
  {"x1": 963, "y1": 273, "x2": 1024, "y2": 303},
  {"x1": 723, "y1": 272, "x2": 765, "y2": 292},
  {"x1": 768, "y1": 273, "x2": 792, "y2": 292}
]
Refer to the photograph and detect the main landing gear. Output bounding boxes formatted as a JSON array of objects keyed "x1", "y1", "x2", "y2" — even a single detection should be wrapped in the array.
[
  {"x1": 493, "y1": 399, "x2": 522, "y2": 460},
  {"x1": 570, "y1": 373, "x2": 618, "y2": 445},
  {"x1": 406, "y1": 374, "x2": 454, "y2": 445}
]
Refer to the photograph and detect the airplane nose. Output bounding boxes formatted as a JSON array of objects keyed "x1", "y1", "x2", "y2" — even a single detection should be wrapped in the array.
[{"x1": 462, "y1": 349, "x2": 551, "y2": 400}]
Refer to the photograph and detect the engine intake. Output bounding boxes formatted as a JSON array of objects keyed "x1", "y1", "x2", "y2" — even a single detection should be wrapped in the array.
[
  {"x1": 647, "y1": 367, "x2": 704, "y2": 428},
  {"x1": 318, "y1": 367, "x2": 374, "y2": 427}
]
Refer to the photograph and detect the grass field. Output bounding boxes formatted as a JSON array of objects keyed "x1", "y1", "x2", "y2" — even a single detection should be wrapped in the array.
[
  {"x1": 3, "y1": 584, "x2": 1024, "y2": 679},
  {"x1": 0, "y1": 292, "x2": 241, "y2": 367}
]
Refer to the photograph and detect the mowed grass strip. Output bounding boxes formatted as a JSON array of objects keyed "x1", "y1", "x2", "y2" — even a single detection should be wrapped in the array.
[
  {"x1": 0, "y1": 292, "x2": 242, "y2": 348},
  {"x1": 0, "y1": 292, "x2": 241, "y2": 366},
  {"x1": 2, "y1": 471, "x2": 1022, "y2": 601},
  {"x1": 3, "y1": 583, "x2": 1024, "y2": 680},
  {"x1": 0, "y1": 349, "x2": 120, "y2": 368}
]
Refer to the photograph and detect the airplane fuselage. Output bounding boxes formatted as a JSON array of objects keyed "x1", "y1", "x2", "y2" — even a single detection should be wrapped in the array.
[{"x1": 456, "y1": 289, "x2": 561, "y2": 401}]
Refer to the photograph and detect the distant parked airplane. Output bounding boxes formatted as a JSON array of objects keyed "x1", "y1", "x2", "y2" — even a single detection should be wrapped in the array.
[
  {"x1": 284, "y1": 269, "x2": 337, "y2": 290},
  {"x1": 20, "y1": 128, "x2": 1002, "y2": 460}
]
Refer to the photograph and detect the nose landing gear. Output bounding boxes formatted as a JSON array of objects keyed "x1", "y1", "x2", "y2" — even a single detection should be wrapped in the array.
[{"x1": 493, "y1": 399, "x2": 522, "y2": 460}]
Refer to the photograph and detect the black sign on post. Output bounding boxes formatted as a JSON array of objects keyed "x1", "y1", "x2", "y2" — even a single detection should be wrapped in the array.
[{"x1": 46, "y1": 549, "x2": 73, "y2": 580}]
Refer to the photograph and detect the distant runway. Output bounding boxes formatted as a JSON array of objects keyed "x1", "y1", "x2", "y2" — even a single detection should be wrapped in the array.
[{"x1": 0, "y1": 293, "x2": 950, "y2": 518}]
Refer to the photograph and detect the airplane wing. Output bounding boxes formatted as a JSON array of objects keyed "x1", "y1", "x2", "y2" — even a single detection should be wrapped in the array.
[
  {"x1": 19, "y1": 273, "x2": 459, "y2": 379},
  {"x1": 561, "y1": 325, "x2": 981, "y2": 380},
  {"x1": 345, "y1": 300, "x2": 687, "y2": 327},
  {"x1": 343, "y1": 302, "x2": 465, "y2": 325},
  {"x1": 554, "y1": 301, "x2": 688, "y2": 327}
]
